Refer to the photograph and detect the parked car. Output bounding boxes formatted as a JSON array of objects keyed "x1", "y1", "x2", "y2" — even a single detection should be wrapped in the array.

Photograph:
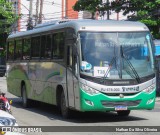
[
  {"x1": 0, "y1": 110, "x2": 26, "y2": 135},
  {"x1": 0, "y1": 110, "x2": 18, "y2": 126}
]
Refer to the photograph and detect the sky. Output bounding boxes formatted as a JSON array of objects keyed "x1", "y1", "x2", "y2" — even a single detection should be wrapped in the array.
[
  {"x1": 19, "y1": 0, "x2": 62, "y2": 31},
  {"x1": 17, "y1": 0, "x2": 129, "y2": 31}
]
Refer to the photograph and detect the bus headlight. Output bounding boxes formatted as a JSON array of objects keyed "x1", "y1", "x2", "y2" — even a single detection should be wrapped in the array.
[
  {"x1": 143, "y1": 84, "x2": 156, "y2": 93},
  {"x1": 80, "y1": 83, "x2": 100, "y2": 95}
]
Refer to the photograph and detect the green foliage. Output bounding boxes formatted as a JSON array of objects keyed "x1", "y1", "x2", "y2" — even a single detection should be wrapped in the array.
[
  {"x1": 73, "y1": 0, "x2": 102, "y2": 18},
  {"x1": 0, "y1": 0, "x2": 18, "y2": 33},
  {"x1": 0, "y1": 0, "x2": 18, "y2": 56},
  {"x1": 73, "y1": 0, "x2": 160, "y2": 39},
  {"x1": 108, "y1": 0, "x2": 160, "y2": 38}
]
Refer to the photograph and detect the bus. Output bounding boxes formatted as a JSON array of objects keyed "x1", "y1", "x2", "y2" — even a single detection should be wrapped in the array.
[{"x1": 6, "y1": 20, "x2": 156, "y2": 118}]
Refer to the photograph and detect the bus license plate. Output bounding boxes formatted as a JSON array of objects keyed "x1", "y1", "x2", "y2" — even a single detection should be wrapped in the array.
[{"x1": 115, "y1": 106, "x2": 127, "y2": 111}]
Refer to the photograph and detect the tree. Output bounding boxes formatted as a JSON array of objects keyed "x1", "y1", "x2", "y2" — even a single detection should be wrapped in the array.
[
  {"x1": 73, "y1": 0, "x2": 160, "y2": 38},
  {"x1": 0, "y1": 0, "x2": 18, "y2": 33},
  {"x1": 0, "y1": 0, "x2": 18, "y2": 56},
  {"x1": 73, "y1": 0, "x2": 102, "y2": 19},
  {"x1": 110, "y1": 0, "x2": 160, "y2": 38}
]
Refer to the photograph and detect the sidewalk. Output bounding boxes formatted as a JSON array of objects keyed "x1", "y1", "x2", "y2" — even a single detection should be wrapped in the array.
[{"x1": 156, "y1": 96, "x2": 160, "y2": 102}]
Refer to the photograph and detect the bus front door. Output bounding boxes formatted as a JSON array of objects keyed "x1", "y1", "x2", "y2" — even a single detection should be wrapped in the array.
[{"x1": 66, "y1": 44, "x2": 79, "y2": 109}]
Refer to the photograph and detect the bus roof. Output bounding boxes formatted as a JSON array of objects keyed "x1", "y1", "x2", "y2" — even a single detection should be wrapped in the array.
[{"x1": 8, "y1": 19, "x2": 149, "y2": 40}]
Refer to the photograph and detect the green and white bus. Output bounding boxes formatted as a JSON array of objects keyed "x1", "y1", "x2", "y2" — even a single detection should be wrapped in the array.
[{"x1": 6, "y1": 20, "x2": 156, "y2": 118}]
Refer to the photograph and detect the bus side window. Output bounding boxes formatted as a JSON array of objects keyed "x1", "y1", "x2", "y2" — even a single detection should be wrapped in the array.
[
  {"x1": 23, "y1": 38, "x2": 31, "y2": 60},
  {"x1": 52, "y1": 32, "x2": 65, "y2": 59},
  {"x1": 45, "y1": 35, "x2": 52, "y2": 59},
  {"x1": 67, "y1": 45, "x2": 78, "y2": 76},
  {"x1": 73, "y1": 48, "x2": 78, "y2": 76},
  {"x1": 8, "y1": 41, "x2": 14, "y2": 61},
  {"x1": 40, "y1": 35, "x2": 46, "y2": 59},
  {"x1": 31, "y1": 36, "x2": 40, "y2": 59},
  {"x1": 67, "y1": 46, "x2": 72, "y2": 68},
  {"x1": 15, "y1": 40, "x2": 22, "y2": 60}
]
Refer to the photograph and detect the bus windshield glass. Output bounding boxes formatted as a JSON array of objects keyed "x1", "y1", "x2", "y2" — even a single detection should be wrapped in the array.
[{"x1": 80, "y1": 32, "x2": 154, "y2": 79}]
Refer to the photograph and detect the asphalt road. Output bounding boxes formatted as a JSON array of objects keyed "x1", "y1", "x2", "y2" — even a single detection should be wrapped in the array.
[{"x1": 0, "y1": 77, "x2": 160, "y2": 135}]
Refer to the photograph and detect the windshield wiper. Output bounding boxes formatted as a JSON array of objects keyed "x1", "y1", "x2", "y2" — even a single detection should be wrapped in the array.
[
  {"x1": 100, "y1": 56, "x2": 117, "y2": 83},
  {"x1": 120, "y1": 46, "x2": 141, "y2": 83},
  {"x1": 104, "y1": 56, "x2": 117, "y2": 78}
]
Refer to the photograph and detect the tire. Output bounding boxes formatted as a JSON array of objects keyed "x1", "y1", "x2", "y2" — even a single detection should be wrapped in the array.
[
  {"x1": 117, "y1": 110, "x2": 131, "y2": 116},
  {"x1": 60, "y1": 91, "x2": 71, "y2": 119},
  {"x1": 22, "y1": 85, "x2": 30, "y2": 108}
]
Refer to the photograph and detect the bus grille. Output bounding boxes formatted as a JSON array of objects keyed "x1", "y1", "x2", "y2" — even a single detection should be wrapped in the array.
[
  {"x1": 101, "y1": 100, "x2": 141, "y2": 107},
  {"x1": 103, "y1": 93, "x2": 139, "y2": 96}
]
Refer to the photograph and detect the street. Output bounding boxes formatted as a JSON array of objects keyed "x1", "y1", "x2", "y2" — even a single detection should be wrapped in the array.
[{"x1": 0, "y1": 77, "x2": 160, "y2": 135}]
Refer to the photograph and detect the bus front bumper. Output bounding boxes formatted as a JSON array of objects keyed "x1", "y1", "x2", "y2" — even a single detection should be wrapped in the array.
[{"x1": 80, "y1": 88, "x2": 156, "y2": 112}]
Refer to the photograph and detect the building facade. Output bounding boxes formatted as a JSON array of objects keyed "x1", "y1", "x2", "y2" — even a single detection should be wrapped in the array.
[
  {"x1": 11, "y1": 0, "x2": 130, "y2": 32},
  {"x1": 11, "y1": 0, "x2": 78, "y2": 32}
]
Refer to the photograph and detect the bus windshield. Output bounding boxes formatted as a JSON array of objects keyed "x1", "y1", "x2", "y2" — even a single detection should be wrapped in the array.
[{"x1": 80, "y1": 32, "x2": 154, "y2": 80}]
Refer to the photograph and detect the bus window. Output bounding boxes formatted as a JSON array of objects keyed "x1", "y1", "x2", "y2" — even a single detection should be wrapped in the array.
[
  {"x1": 31, "y1": 36, "x2": 40, "y2": 59},
  {"x1": 45, "y1": 35, "x2": 52, "y2": 59},
  {"x1": 23, "y1": 38, "x2": 31, "y2": 60},
  {"x1": 67, "y1": 46, "x2": 72, "y2": 67},
  {"x1": 41, "y1": 35, "x2": 46, "y2": 59},
  {"x1": 8, "y1": 41, "x2": 14, "y2": 60},
  {"x1": 52, "y1": 32, "x2": 65, "y2": 59},
  {"x1": 15, "y1": 40, "x2": 22, "y2": 60}
]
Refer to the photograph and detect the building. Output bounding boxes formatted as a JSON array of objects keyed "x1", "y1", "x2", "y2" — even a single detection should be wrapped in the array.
[
  {"x1": 10, "y1": 0, "x2": 132, "y2": 32},
  {"x1": 62, "y1": 0, "x2": 78, "y2": 19},
  {"x1": 11, "y1": 0, "x2": 78, "y2": 32}
]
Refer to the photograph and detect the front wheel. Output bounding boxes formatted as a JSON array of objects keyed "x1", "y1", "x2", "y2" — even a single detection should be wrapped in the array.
[
  {"x1": 117, "y1": 110, "x2": 131, "y2": 116},
  {"x1": 22, "y1": 85, "x2": 30, "y2": 108},
  {"x1": 60, "y1": 91, "x2": 71, "y2": 119}
]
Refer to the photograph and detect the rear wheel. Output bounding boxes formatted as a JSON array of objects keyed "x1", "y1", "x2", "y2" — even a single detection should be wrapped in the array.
[
  {"x1": 117, "y1": 110, "x2": 131, "y2": 116},
  {"x1": 22, "y1": 85, "x2": 30, "y2": 108},
  {"x1": 60, "y1": 91, "x2": 71, "y2": 118}
]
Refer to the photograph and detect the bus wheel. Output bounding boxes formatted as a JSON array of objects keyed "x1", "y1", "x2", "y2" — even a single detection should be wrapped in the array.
[
  {"x1": 22, "y1": 85, "x2": 30, "y2": 108},
  {"x1": 60, "y1": 91, "x2": 71, "y2": 119},
  {"x1": 117, "y1": 110, "x2": 131, "y2": 116}
]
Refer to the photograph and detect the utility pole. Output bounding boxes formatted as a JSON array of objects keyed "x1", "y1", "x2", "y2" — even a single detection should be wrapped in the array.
[
  {"x1": 38, "y1": 0, "x2": 44, "y2": 24},
  {"x1": 35, "y1": 0, "x2": 40, "y2": 26},
  {"x1": 107, "y1": 0, "x2": 110, "y2": 20},
  {"x1": 29, "y1": 0, "x2": 33, "y2": 19},
  {"x1": 116, "y1": 0, "x2": 119, "y2": 20},
  {"x1": 27, "y1": 0, "x2": 33, "y2": 30}
]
